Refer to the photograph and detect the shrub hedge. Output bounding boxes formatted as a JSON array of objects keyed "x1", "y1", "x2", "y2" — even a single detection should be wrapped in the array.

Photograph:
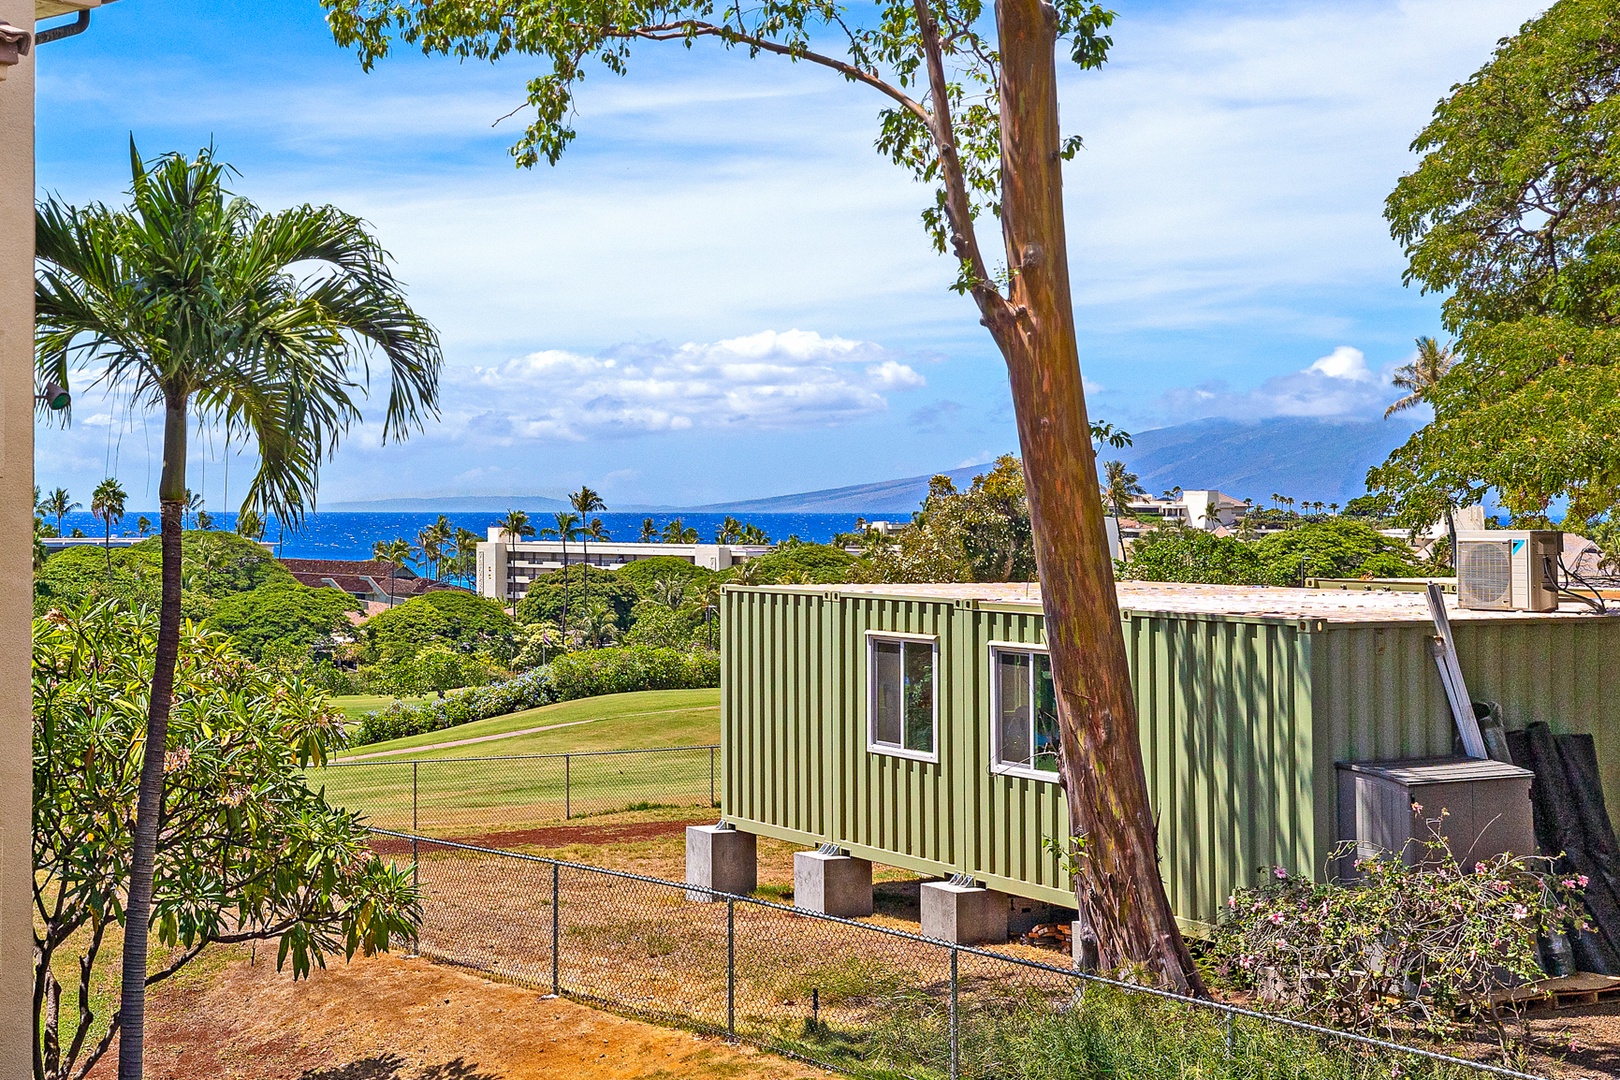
[{"x1": 354, "y1": 644, "x2": 719, "y2": 745}]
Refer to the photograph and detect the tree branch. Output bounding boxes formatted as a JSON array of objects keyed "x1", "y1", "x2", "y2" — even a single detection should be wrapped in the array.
[
  {"x1": 909, "y1": 0, "x2": 1009, "y2": 325},
  {"x1": 625, "y1": 21, "x2": 931, "y2": 125}
]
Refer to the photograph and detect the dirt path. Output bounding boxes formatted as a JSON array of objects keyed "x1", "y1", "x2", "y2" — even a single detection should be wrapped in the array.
[
  {"x1": 368, "y1": 817, "x2": 707, "y2": 856},
  {"x1": 343, "y1": 718, "x2": 602, "y2": 760},
  {"x1": 98, "y1": 949, "x2": 828, "y2": 1080}
]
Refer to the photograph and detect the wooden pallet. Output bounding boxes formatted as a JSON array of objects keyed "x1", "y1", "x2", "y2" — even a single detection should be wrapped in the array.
[{"x1": 1487, "y1": 973, "x2": 1620, "y2": 1013}]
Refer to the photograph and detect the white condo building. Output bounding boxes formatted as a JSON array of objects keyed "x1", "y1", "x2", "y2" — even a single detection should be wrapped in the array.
[{"x1": 476, "y1": 528, "x2": 769, "y2": 602}]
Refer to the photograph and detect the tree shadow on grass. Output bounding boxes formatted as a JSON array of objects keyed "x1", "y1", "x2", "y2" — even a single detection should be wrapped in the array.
[{"x1": 297, "y1": 1054, "x2": 498, "y2": 1080}]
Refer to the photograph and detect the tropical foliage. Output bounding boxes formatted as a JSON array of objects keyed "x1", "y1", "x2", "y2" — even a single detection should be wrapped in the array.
[
  {"x1": 516, "y1": 564, "x2": 639, "y2": 633},
  {"x1": 1375, "y1": 1, "x2": 1620, "y2": 540},
  {"x1": 32, "y1": 602, "x2": 418, "y2": 1080},
  {"x1": 859, "y1": 456, "x2": 1035, "y2": 583},
  {"x1": 360, "y1": 590, "x2": 516, "y2": 664},
  {"x1": 1123, "y1": 519, "x2": 1424, "y2": 587},
  {"x1": 1214, "y1": 821, "x2": 1586, "y2": 1040},
  {"x1": 204, "y1": 582, "x2": 361, "y2": 662}
]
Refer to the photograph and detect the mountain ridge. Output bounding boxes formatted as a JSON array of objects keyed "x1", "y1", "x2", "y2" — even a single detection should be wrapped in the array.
[{"x1": 322, "y1": 417, "x2": 1420, "y2": 516}]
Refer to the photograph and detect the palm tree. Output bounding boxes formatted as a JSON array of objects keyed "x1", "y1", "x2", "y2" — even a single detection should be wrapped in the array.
[
  {"x1": 541, "y1": 511, "x2": 581, "y2": 640},
  {"x1": 738, "y1": 522, "x2": 770, "y2": 545},
  {"x1": 661, "y1": 517, "x2": 699, "y2": 543},
  {"x1": 497, "y1": 509, "x2": 534, "y2": 613},
  {"x1": 1100, "y1": 461, "x2": 1144, "y2": 518},
  {"x1": 570, "y1": 600, "x2": 619, "y2": 648},
  {"x1": 652, "y1": 574, "x2": 689, "y2": 611},
  {"x1": 90, "y1": 478, "x2": 127, "y2": 575},
  {"x1": 35, "y1": 144, "x2": 440, "y2": 1080},
  {"x1": 639, "y1": 516, "x2": 657, "y2": 542},
  {"x1": 716, "y1": 515, "x2": 744, "y2": 544},
  {"x1": 1385, "y1": 336, "x2": 1455, "y2": 418},
  {"x1": 451, "y1": 527, "x2": 481, "y2": 585},
  {"x1": 415, "y1": 515, "x2": 451, "y2": 580},
  {"x1": 372, "y1": 537, "x2": 414, "y2": 607},
  {"x1": 234, "y1": 507, "x2": 265, "y2": 540},
  {"x1": 570, "y1": 486, "x2": 606, "y2": 624},
  {"x1": 38, "y1": 486, "x2": 80, "y2": 534},
  {"x1": 136, "y1": 515, "x2": 152, "y2": 537},
  {"x1": 182, "y1": 490, "x2": 204, "y2": 530}
]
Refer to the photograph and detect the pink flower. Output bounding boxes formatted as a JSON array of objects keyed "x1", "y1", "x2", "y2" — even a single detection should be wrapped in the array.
[
  {"x1": 1492, "y1": 880, "x2": 1510, "y2": 893},
  {"x1": 1578, "y1": 874, "x2": 1590, "y2": 887},
  {"x1": 1474, "y1": 862, "x2": 1487, "y2": 874},
  {"x1": 1273, "y1": 867, "x2": 1289, "y2": 880},
  {"x1": 1268, "y1": 911, "x2": 1286, "y2": 925},
  {"x1": 1511, "y1": 904, "x2": 1528, "y2": 920}
]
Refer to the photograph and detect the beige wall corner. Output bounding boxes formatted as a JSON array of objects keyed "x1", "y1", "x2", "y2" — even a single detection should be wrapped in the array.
[{"x1": 0, "y1": 2, "x2": 31, "y2": 1076}]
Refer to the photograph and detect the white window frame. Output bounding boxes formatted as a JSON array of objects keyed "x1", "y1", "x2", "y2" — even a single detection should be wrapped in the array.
[
  {"x1": 864, "y1": 629, "x2": 940, "y2": 764},
  {"x1": 988, "y1": 640, "x2": 1060, "y2": 783}
]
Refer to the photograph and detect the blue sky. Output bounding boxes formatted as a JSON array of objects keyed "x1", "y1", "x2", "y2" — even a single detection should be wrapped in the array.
[{"x1": 33, "y1": 0, "x2": 1547, "y2": 509}]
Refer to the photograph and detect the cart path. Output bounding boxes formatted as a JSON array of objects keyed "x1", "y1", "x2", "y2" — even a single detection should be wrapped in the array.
[{"x1": 340, "y1": 717, "x2": 602, "y2": 760}]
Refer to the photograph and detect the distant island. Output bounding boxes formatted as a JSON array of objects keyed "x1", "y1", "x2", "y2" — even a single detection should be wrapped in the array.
[{"x1": 322, "y1": 416, "x2": 1423, "y2": 516}]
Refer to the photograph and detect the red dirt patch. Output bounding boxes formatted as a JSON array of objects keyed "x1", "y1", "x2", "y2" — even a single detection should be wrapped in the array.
[
  {"x1": 92, "y1": 949, "x2": 828, "y2": 1080},
  {"x1": 370, "y1": 818, "x2": 709, "y2": 858}
]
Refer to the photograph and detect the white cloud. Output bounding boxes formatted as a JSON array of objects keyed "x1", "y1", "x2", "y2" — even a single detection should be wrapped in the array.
[
  {"x1": 1306, "y1": 345, "x2": 1375, "y2": 382},
  {"x1": 1159, "y1": 345, "x2": 1392, "y2": 421},
  {"x1": 449, "y1": 329, "x2": 923, "y2": 442}
]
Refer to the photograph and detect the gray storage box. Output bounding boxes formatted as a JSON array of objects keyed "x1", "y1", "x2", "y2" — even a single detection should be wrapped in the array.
[{"x1": 1335, "y1": 757, "x2": 1535, "y2": 878}]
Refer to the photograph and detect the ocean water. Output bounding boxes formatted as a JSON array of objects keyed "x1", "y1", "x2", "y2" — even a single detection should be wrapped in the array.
[{"x1": 50, "y1": 510, "x2": 871, "y2": 561}]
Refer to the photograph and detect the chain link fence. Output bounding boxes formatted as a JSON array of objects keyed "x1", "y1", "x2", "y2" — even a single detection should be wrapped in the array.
[
  {"x1": 311, "y1": 746, "x2": 721, "y2": 836},
  {"x1": 371, "y1": 830, "x2": 1551, "y2": 1080}
]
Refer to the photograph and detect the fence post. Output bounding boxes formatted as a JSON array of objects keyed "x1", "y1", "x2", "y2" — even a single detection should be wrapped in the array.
[
  {"x1": 726, "y1": 896, "x2": 736, "y2": 1039},
  {"x1": 410, "y1": 761, "x2": 420, "y2": 896},
  {"x1": 709, "y1": 746, "x2": 716, "y2": 808},
  {"x1": 550, "y1": 861, "x2": 560, "y2": 997},
  {"x1": 949, "y1": 945, "x2": 959, "y2": 1080},
  {"x1": 565, "y1": 754, "x2": 571, "y2": 820},
  {"x1": 1223, "y1": 1007, "x2": 1234, "y2": 1058}
]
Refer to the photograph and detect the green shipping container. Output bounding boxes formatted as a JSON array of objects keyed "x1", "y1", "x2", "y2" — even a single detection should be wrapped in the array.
[{"x1": 719, "y1": 582, "x2": 1620, "y2": 935}]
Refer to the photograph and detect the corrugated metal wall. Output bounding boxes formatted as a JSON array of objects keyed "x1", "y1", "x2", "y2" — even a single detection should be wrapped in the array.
[
  {"x1": 1311, "y1": 618, "x2": 1620, "y2": 837},
  {"x1": 723, "y1": 589, "x2": 1320, "y2": 926},
  {"x1": 723, "y1": 588, "x2": 1620, "y2": 932},
  {"x1": 1127, "y1": 612, "x2": 1315, "y2": 929}
]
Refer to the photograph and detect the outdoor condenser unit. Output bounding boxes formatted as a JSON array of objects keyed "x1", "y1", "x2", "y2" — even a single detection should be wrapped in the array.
[{"x1": 1454, "y1": 530, "x2": 1562, "y2": 612}]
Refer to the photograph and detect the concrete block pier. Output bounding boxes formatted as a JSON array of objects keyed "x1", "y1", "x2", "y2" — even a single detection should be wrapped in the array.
[
  {"x1": 685, "y1": 823, "x2": 756, "y2": 902},
  {"x1": 920, "y1": 880, "x2": 1008, "y2": 945},
  {"x1": 793, "y1": 849, "x2": 873, "y2": 917}
]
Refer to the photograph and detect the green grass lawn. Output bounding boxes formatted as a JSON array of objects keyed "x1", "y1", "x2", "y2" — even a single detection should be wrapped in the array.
[
  {"x1": 330, "y1": 693, "x2": 427, "y2": 726},
  {"x1": 313, "y1": 688, "x2": 720, "y2": 836},
  {"x1": 337, "y1": 687, "x2": 718, "y2": 759}
]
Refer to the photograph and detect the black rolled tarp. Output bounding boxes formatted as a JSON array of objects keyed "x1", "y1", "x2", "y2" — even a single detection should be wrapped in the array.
[{"x1": 1507, "y1": 723, "x2": 1620, "y2": 973}]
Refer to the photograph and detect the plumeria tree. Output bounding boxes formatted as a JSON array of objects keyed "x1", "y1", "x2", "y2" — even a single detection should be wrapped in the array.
[{"x1": 32, "y1": 602, "x2": 418, "y2": 1080}]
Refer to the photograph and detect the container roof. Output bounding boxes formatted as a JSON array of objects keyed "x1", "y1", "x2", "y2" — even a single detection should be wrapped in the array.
[{"x1": 776, "y1": 581, "x2": 1618, "y2": 624}]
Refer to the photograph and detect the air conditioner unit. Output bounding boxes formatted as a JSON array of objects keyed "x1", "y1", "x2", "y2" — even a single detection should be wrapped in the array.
[{"x1": 1455, "y1": 530, "x2": 1561, "y2": 612}]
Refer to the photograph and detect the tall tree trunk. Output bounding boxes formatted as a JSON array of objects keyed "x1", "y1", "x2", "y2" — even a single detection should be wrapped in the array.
[
  {"x1": 580, "y1": 537, "x2": 589, "y2": 640},
  {"x1": 990, "y1": 0, "x2": 1203, "y2": 991},
  {"x1": 559, "y1": 540, "x2": 569, "y2": 641},
  {"x1": 117, "y1": 395, "x2": 187, "y2": 1079}
]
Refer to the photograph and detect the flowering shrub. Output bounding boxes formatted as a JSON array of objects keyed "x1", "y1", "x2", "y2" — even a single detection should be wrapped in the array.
[
  {"x1": 1212, "y1": 815, "x2": 1587, "y2": 1039},
  {"x1": 354, "y1": 645, "x2": 718, "y2": 744}
]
